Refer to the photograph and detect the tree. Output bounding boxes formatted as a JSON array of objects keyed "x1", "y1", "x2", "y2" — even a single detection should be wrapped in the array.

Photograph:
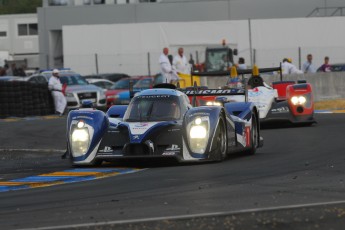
[{"x1": 0, "y1": 0, "x2": 42, "y2": 15}]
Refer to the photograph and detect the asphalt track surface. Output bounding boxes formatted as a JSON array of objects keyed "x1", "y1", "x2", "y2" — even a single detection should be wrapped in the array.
[{"x1": 1, "y1": 113, "x2": 345, "y2": 229}]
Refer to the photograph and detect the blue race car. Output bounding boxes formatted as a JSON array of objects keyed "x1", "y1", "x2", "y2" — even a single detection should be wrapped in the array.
[{"x1": 65, "y1": 84, "x2": 263, "y2": 166}]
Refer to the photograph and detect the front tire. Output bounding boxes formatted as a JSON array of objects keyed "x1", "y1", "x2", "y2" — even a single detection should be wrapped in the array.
[
  {"x1": 213, "y1": 116, "x2": 227, "y2": 161},
  {"x1": 246, "y1": 113, "x2": 258, "y2": 155}
]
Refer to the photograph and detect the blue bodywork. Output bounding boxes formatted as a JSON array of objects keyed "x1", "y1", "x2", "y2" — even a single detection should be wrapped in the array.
[{"x1": 66, "y1": 87, "x2": 262, "y2": 165}]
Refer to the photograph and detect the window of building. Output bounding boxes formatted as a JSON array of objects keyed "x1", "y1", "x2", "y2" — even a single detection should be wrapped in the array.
[
  {"x1": 49, "y1": 0, "x2": 68, "y2": 6},
  {"x1": 18, "y1": 23, "x2": 38, "y2": 36},
  {"x1": 94, "y1": 0, "x2": 105, "y2": 4},
  {"x1": 0, "y1": 31, "x2": 7, "y2": 37}
]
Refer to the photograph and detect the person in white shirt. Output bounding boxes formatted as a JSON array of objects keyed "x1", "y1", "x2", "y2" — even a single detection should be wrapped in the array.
[
  {"x1": 302, "y1": 54, "x2": 317, "y2": 73},
  {"x1": 173, "y1": 47, "x2": 190, "y2": 74},
  {"x1": 281, "y1": 58, "x2": 303, "y2": 75},
  {"x1": 237, "y1": 57, "x2": 247, "y2": 70},
  {"x1": 159, "y1": 47, "x2": 179, "y2": 83},
  {"x1": 48, "y1": 69, "x2": 67, "y2": 116}
]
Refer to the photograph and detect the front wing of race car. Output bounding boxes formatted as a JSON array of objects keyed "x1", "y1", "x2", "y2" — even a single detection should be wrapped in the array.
[{"x1": 66, "y1": 102, "x2": 262, "y2": 166}]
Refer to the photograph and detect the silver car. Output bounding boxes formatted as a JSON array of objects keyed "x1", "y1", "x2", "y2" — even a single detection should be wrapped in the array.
[
  {"x1": 32, "y1": 69, "x2": 107, "y2": 110},
  {"x1": 59, "y1": 73, "x2": 106, "y2": 110}
]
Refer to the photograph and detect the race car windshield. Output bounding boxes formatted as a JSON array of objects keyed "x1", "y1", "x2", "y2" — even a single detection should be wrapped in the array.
[{"x1": 124, "y1": 95, "x2": 181, "y2": 122}]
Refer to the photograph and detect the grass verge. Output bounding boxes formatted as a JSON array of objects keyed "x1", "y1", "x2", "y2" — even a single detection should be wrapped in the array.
[{"x1": 315, "y1": 99, "x2": 345, "y2": 110}]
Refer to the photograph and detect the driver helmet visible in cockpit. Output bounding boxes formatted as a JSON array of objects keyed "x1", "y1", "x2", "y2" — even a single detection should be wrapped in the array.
[{"x1": 151, "y1": 100, "x2": 180, "y2": 119}]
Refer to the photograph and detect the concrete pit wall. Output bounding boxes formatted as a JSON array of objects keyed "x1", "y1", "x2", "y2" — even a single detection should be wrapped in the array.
[{"x1": 203, "y1": 72, "x2": 345, "y2": 102}]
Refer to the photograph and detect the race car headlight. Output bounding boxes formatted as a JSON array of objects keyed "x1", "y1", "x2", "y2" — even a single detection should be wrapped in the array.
[
  {"x1": 190, "y1": 125, "x2": 207, "y2": 138},
  {"x1": 206, "y1": 101, "x2": 222, "y2": 106},
  {"x1": 77, "y1": 120, "x2": 85, "y2": 128},
  {"x1": 188, "y1": 116, "x2": 209, "y2": 154},
  {"x1": 71, "y1": 127, "x2": 90, "y2": 157},
  {"x1": 291, "y1": 96, "x2": 307, "y2": 105}
]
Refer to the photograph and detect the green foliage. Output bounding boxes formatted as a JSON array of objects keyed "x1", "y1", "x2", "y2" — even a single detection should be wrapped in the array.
[{"x1": 0, "y1": 0, "x2": 43, "y2": 15}]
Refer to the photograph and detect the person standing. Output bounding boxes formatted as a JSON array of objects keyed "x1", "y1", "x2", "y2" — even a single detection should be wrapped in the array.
[
  {"x1": 237, "y1": 57, "x2": 247, "y2": 70},
  {"x1": 302, "y1": 54, "x2": 316, "y2": 73},
  {"x1": 281, "y1": 58, "x2": 303, "y2": 74},
  {"x1": 159, "y1": 47, "x2": 176, "y2": 83},
  {"x1": 0, "y1": 66, "x2": 6, "y2": 76},
  {"x1": 4, "y1": 64, "x2": 12, "y2": 76},
  {"x1": 318, "y1": 56, "x2": 331, "y2": 72},
  {"x1": 173, "y1": 47, "x2": 190, "y2": 74},
  {"x1": 48, "y1": 69, "x2": 67, "y2": 116}
]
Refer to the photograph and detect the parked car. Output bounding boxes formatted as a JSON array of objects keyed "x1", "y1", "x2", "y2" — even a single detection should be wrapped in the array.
[
  {"x1": 108, "y1": 74, "x2": 164, "y2": 105},
  {"x1": 32, "y1": 69, "x2": 107, "y2": 110},
  {"x1": 0, "y1": 75, "x2": 47, "y2": 83},
  {"x1": 105, "y1": 76, "x2": 148, "y2": 108},
  {"x1": 58, "y1": 72, "x2": 107, "y2": 111},
  {"x1": 133, "y1": 73, "x2": 163, "y2": 89},
  {"x1": 86, "y1": 78, "x2": 115, "y2": 91},
  {"x1": 38, "y1": 68, "x2": 73, "y2": 81},
  {"x1": 84, "y1": 73, "x2": 130, "y2": 83}
]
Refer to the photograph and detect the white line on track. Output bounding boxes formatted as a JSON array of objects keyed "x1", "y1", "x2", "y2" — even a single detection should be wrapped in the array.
[
  {"x1": 0, "y1": 149, "x2": 65, "y2": 153},
  {"x1": 16, "y1": 199, "x2": 345, "y2": 230}
]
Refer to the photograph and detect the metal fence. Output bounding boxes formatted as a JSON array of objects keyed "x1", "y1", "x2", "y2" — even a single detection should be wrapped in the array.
[{"x1": 64, "y1": 46, "x2": 345, "y2": 76}]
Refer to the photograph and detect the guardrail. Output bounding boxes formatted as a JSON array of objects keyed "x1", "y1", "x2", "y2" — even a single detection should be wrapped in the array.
[
  {"x1": 0, "y1": 72, "x2": 344, "y2": 118},
  {"x1": 202, "y1": 72, "x2": 345, "y2": 102}
]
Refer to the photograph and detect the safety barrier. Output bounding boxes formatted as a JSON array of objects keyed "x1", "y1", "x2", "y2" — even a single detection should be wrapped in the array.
[
  {"x1": 0, "y1": 72, "x2": 344, "y2": 118},
  {"x1": 0, "y1": 81, "x2": 55, "y2": 118},
  {"x1": 203, "y1": 72, "x2": 345, "y2": 102}
]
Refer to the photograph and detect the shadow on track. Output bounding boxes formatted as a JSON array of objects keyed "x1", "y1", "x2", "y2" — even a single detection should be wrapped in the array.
[
  {"x1": 69, "y1": 151, "x2": 254, "y2": 169},
  {"x1": 261, "y1": 120, "x2": 316, "y2": 130}
]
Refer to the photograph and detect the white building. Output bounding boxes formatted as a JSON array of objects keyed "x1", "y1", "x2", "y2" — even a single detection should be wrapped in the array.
[
  {"x1": 0, "y1": 14, "x2": 39, "y2": 68},
  {"x1": 2, "y1": 0, "x2": 345, "y2": 74}
]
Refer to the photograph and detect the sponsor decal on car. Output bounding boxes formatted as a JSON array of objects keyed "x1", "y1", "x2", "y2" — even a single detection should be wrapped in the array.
[
  {"x1": 166, "y1": 144, "x2": 180, "y2": 151},
  {"x1": 134, "y1": 123, "x2": 149, "y2": 127},
  {"x1": 162, "y1": 152, "x2": 176, "y2": 156},
  {"x1": 129, "y1": 122, "x2": 159, "y2": 135},
  {"x1": 162, "y1": 144, "x2": 180, "y2": 156},
  {"x1": 188, "y1": 112, "x2": 210, "y2": 118},
  {"x1": 138, "y1": 95, "x2": 171, "y2": 99},
  {"x1": 184, "y1": 89, "x2": 245, "y2": 95},
  {"x1": 99, "y1": 146, "x2": 113, "y2": 153},
  {"x1": 168, "y1": 128, "x2": 180, "y2": 132},
  {"x1": 271, "y1": 106, "x2": 290, "y2": 113}
]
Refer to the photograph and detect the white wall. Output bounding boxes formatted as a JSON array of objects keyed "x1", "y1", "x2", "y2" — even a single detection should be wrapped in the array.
[
  {"x1": 63, "y1": 16, "x2": 345, "y2": 75},
  {"x1": 0, "y1": 14, "x2": 39, "y2": 68}
]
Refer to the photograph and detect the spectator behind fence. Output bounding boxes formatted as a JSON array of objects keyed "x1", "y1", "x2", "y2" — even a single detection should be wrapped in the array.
[
  {"x1": 4, "y1": 63, "x2": 12, "y2": 76},
  {"x1": 159, "y1": 47, "x2": 179, "y2": 83},
  {"x1": 281, "y1": 58, "x2": 303, "y2": 75},
  {"x1": 318, "y1": 56, "x2": 331, "y2": 72},
  {"x1": 173, "y1": 47, "x2": 190, "y2": 74},
  {"x1": 11, "y1": 63, "x2": 21, "y2": 76},
  {"x1": 17, "y1": 65, "x2": 27, "y2": 77},
  {"x1": 302, "y1": 54, "x2": 317, "y2": 73},
  {"x1": 0, "y1": 66, "x2": 6, "y2": 76},
  {"x1": 237, "y1": 57, "x2": 247, "y2": 70}
]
